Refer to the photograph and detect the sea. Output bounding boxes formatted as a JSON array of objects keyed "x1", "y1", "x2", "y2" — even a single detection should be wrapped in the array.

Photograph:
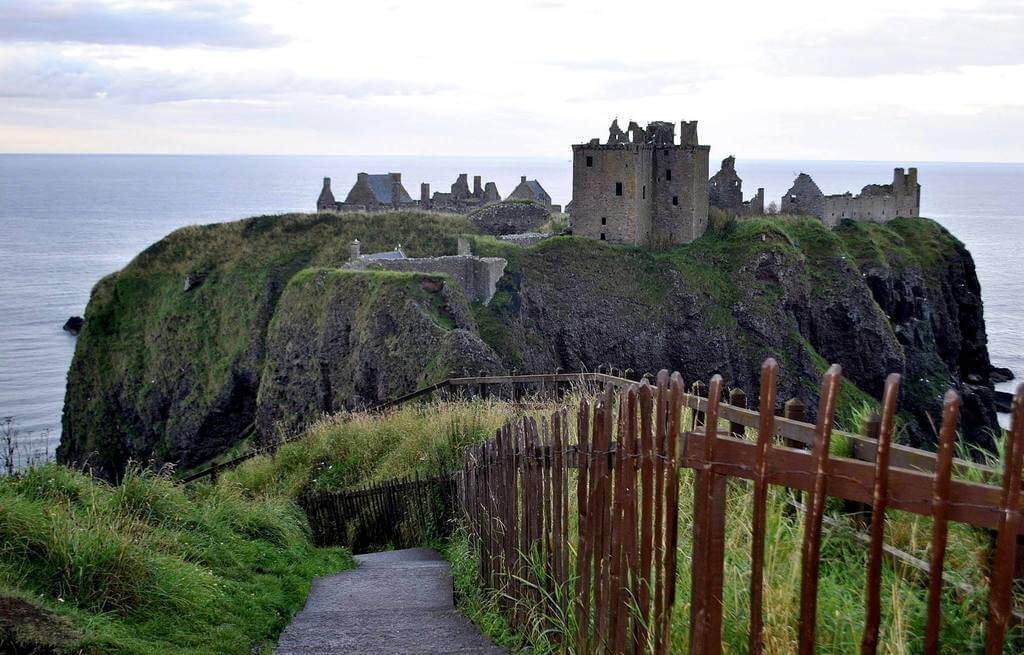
[{"x1": 0, "y1": 155, "x2": 1021, "y2": 463}]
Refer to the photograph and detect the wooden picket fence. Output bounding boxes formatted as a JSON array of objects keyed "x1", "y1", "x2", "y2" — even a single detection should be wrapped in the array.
[
  {"x1": 299, "y1": 473, "x2": 456, "y2": 553},
  {"x1": 456, "y1": 360, "x2": 1024, "y2": 655}
]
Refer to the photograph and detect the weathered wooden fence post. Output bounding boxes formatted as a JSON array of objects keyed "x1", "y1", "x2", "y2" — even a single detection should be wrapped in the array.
[
  {"x1": 478, "y1": 369, "x2": 488, "y2": 401},
  {"x1": 728, "y1": 388, "x2": 747, "y2": 438}
]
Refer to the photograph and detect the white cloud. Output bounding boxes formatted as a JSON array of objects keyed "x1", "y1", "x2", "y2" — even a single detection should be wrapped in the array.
[
  {"x1": 0, "y1": 0, "x2": 1020, "y2": 160},
  {"x1": 0, "y1": 0, "x2": 286, "y2": 48}
]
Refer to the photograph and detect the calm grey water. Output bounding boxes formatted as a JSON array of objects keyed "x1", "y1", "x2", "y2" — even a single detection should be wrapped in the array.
[{"x1": 0, "y1": 155, "x2": 1020, "y2": 461}]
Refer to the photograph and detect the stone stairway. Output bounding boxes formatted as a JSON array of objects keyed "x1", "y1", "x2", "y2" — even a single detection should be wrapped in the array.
[{"x1": 274, "y1": 548, "x2": 506, "y2": 654}]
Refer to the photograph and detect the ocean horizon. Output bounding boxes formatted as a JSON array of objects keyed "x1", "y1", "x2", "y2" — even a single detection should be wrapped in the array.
[{"x1": 2, "y1": 154, "x2": 1021, "y2": 462}]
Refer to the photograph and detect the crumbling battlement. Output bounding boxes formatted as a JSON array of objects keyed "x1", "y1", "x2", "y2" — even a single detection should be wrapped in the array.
[
  {"x1": 570, "y1": 118, "x2": 710, "y2": 248},
  {"x1": 782, "y1": 168, "x2": 921, "y2": 226}
]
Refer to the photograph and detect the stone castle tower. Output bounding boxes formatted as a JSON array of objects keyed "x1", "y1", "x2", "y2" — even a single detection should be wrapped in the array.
[{"x1": 570, "y1": 119, "x2": 710, "y2": 248}]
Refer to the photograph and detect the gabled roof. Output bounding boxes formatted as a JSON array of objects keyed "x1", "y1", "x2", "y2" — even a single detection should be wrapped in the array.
[
  {"x1": 366, "y1": 175, "x2": 414, "y2": 205},
  {"x1": 524, "y1": 180, "x2": 548, "y2": 199}
]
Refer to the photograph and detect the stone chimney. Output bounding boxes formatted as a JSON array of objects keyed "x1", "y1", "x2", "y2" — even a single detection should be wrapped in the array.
[
  {"x1": 350, "y1": 239, "x2": 361, "y2": 260},
  {"x1": 473, "y1": 175, "x2": 482, "y2": 197},
  {"x1": 457, "y1": 236, "x2": 471, "y2": 256},
  {"x1": 390, "y1": 172, "x2": 402, "y2": 209},
  {"x1": 420, "y1": 182, "x2": 431, "y2": 206},
  {"x1": 317, "y1": 177, "x2": 336, "y2": 212},
  {"x1": 521, "y1": 175, "x2": 527, "y2": 183}
]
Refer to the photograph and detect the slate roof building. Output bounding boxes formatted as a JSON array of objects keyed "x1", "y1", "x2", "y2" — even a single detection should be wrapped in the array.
[
  {"x1": 317, "y1": 173, "x2": 415, "y2": 212},
  {"x1": 508, "y1": 176, "x2": 560, "y2": 212}
]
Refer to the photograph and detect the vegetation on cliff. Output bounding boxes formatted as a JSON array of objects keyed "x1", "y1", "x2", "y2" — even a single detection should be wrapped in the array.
[
  {"x1": 61, "y1": 210, "x2": 1000, "y2": 479},
  {"x1": 0, "y1": 464, "x2": 352, "y2": 653}
]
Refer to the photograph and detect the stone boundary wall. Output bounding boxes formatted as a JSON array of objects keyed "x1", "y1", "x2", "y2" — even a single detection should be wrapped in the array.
[{"x1": 497, "y1": 232, "x2": 554, "y2": 247}]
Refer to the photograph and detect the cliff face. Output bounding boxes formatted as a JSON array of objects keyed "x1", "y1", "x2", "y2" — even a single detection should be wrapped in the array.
[
  {"x1": 59, "y1": 211, "x2": 478, "y2": 480},
  {"x1": 256, "y1": 269, "x2": 501, "y2": 440},
  {"x1": 60, "y1": 212, "x2": 1000, "y2": 479},
  {"x1": 471, "y1": 217, "x2": 998, "y2": 448}
]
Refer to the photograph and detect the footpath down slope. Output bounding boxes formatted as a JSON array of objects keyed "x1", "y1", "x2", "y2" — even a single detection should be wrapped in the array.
[{"x1": 274, "y1": 548, "x2": 504, "y2": 655}]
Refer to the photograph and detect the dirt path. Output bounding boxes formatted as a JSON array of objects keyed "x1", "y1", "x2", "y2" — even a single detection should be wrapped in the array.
[{"x1": 274, "y1": 547, "x2": 506, "y2": 654}]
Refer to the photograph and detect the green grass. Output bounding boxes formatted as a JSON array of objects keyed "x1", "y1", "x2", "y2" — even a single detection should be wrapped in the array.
[
  {"x1": 222, "y1": 399, "x2": 511, "y2": 498},
  {"x1": 0, "y1": 464, "x2": 353, "y2": 654},
  {"x1": 63, "y1": 210, "x2": 479, "y2": 477}
]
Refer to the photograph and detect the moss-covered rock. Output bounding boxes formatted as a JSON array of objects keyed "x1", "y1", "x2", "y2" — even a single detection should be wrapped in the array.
[{"x1": 256, "y1": 269, "x2": 501, "y2": 440}]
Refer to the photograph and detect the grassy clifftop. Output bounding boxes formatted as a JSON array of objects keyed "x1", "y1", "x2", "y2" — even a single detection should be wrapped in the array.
[
  {"x1": 61, "y1": 211, "x2": 999, "y2": 479},
  {"x1": 61, "y1": 211, "x2": 477, "y2": 479}
]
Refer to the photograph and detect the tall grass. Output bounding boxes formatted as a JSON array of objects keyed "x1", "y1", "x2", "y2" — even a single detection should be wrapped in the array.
[
  {"x1": 223, "y1": 398, "x2": 511, "y2": 497},
  {"x1": 0, "y1": 464, "x2": 352, "y2": 654}
]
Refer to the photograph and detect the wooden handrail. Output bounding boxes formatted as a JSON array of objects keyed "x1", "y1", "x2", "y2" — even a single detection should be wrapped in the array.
[{"x1": 185, "y1": 370, "x2": 1000, "y2": 484}]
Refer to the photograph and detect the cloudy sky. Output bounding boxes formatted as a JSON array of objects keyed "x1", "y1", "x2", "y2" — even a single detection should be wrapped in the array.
[{"x1": 0, "y1": 0, "x2": 1022, "y2": 161}]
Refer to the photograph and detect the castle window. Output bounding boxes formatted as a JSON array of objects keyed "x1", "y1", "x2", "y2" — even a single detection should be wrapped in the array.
[
  {"x1": 601, "y1": 217, "x2": 607, "y2": 225},
  {"x1": 642, "y1": 185, "x2": 646, "y2": 199},
  {"x1": 586, "y1": 155, "x2": 593, "y2": 167},
  {"x1": 615, "y1": 182, "x2": 623, "y2": 196},
  {"x1": 666, "y1": 169, "x2": 672, "y2": 181},
  {"x1": 600, "y1": 233, "x2": 606, "y2": 241},
  {"x1": 672, "y1": 196, "x2": 678, "y2": 206}
]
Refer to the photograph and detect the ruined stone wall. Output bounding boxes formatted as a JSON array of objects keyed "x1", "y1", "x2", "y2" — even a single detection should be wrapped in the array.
[
  {"x1": 708, "y1": 157, "x2": 743, "y2": 211},
  {"x1": 571, "y1": 144, "x2": 645, "y2": 244},
  {"x1": 782, "y1": 174, "x2": 826, "y2": 218},
  {"x1": 364, "y1": 255, "x2": 507, "y2": 304},
  {"x1": 498, "y1": 232, "x2": 552, "y2": 247},
  {"x1": 822, "y1": 193, "x2": 900, "y2": 227},
  {"x1": 471, "y1": 201, "x2": 550, "y2": 236}
]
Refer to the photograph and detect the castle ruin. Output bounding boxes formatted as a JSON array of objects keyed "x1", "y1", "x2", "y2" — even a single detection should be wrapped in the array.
[
  {"x1": 317, "y1": 173, "x2": 416, "y2": 212},
  {"x1": 708, "y1": 156, "x2": 764, "y2": 216},
  {"x1": 420, "y1": 173, "x2": 501, "y2": 213},
  {"x1": 343, "y1": 238, "x2": 507, "y2": 304},
  {"x1": 507, "y1": 176, "x2": 561, "y2": 212},
  {"x1": 570, "y1": 119, "x2": 710, "y2": 247},
  {"x1": 782, "y1": 168, "x2": 921, "y2": 226}
]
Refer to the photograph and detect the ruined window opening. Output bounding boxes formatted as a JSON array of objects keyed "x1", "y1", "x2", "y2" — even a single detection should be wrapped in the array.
[
  {"x1": 586, "y1": 155, "x2": 593, "y2": 167},
  {"x1": 600, "y1": 233, "x2": 606, "y2": 240},
  {"x1": 666, "y1": 169, "x2": 672, "y2": 181},
  {"x1": 601, "y1": 216, "x2": 607, "y2": 225},
  {"x1": 642, "y1": 185, "x2": 646, "y2": 199},
  {"x1": 672, "y1": 195, "x2": 678, "y2": 206},
  {"x1": 615, "y1": 182, "x2": 623, "y2": 196}
]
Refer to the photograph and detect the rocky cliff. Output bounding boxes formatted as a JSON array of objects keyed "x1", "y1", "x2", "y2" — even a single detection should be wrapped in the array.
[{"x1": 60, "y1": 212, "x2": 1000, "y2": 479}]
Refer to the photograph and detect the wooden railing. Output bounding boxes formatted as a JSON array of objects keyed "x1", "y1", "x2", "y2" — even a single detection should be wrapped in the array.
[
  {"x1": 456, "y1": 361, "x2": 1024, "y2": 654},
  {"x1": 184, "y1": 367, "x2": 998, "y2": 486},
  {"x1": 298, "y1": 473, "x2": 456, "y2": 553}
]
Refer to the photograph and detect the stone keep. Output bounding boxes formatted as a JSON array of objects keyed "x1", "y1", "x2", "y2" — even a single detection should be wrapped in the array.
[{"x1": 571, "y1": 119, "x2": 710, "y2": 248}]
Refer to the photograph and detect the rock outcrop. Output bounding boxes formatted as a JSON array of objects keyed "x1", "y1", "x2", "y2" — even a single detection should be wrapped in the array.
[
  {"x1": 256, "y1": 269, "x2": 501, "y2": 440},
  {"x1": 59, "y1": 211, "x2": 1001, "y2": 479}
]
